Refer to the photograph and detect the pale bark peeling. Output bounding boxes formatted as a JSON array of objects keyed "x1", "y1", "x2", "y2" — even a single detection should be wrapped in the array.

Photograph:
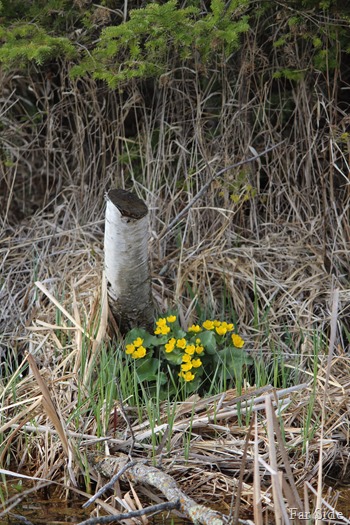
[
  {"x1": 90, "y1": 453, "x2": 224, "y2": 525},
  {"x1": 104, "y1": 189, "x2": 154, "y2": 333},
  {"x1": 128, "y1": 462, "x2": 224, "y2": 525}
]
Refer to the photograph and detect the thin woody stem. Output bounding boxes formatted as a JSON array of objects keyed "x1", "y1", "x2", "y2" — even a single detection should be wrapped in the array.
[{"x1": 158, "y1": 141, "x2": 285, "y2": 239}]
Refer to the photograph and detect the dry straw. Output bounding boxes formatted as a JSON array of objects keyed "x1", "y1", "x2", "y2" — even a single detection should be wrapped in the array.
[{"x1": 1, "y1": 7, "x2": 350, "y2": 522}]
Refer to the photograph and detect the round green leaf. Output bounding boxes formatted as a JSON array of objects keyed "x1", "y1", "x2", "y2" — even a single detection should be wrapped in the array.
[
  {"x1": 197, "y1": 331, "x2": 217, "y2": 354},
  {"x1": 125, "y1": 327, "x2": 147, "y2": 345},
  {"x1": 163, "y1": 349, "x2": 183, "y2": 365},
  {"x1": 136, "y1": 357, "x2": 161, "y2": 382}
]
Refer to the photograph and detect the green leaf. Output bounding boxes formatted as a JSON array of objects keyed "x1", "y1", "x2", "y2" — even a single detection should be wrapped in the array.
[
  {"x1": 180, "y1": 373, "x2": 202, "y2": 394},
  {"x1": 197, "y1": 331, "x2": 217, "y2": 354},
  {"x1": 142, "y1": 332, "x2": 160, "y2": 346},
  {"x1": 136, "y1": 357, "x2": 163, "y2": 382},
  {"x1": 213, "y1": 347, "x2": 253, "y2": 379},
  {"x1": 125, "y1": 328, "x2": 160, "y2": 347},
  {"x1": 158, "y1": 371, "x2": 168, "y2": 384},
  {"x1": 172, "y1": 327, "x2": 187, "y2": 339},
  {"x1": 154, "y1": 334, "x2": 169, "y2": 345},
  {"x1": 124, "y1": 327, "x2": 148, "y2": 345},
  {"x1": 163, "y1": 349, "x2": 183, "y2": 365}
]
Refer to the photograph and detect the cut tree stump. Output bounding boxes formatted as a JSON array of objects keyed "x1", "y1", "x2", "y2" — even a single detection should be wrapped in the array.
[{"x1": 104, "y1": 189, "x2": 154, "y2": 333}]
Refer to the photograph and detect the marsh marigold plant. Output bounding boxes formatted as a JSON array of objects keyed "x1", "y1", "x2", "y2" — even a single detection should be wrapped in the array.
[{"x1": 124, "y1": 315, "x2": 251, "y2": 396}]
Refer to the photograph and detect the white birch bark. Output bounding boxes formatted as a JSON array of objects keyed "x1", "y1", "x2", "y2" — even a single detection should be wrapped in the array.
[{"x1": 104, "y1": 189, "x2": 154, "y2": 333}]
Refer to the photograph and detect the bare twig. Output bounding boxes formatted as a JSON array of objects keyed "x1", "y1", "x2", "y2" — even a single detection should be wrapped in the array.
[
  {"x1": 158, "y1": 141, "x2": 285, "y2": 239},
  {"x1": 83, "y1": 459, "x2": 147, "y2": 508},
  {"x1": 78, "y1": 500, "x2": 180, "y2": 525},
  {"x1": 8, "y1": 514, "x2": 34, "y2": 525},
  {"x1": 0, "y1": 482, "x2": 52, "y2": 519}
]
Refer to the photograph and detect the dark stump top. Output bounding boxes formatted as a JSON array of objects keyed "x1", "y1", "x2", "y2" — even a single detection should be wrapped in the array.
[{"x1": 108, "y1": 189, "x2": 148, "y2": 220}]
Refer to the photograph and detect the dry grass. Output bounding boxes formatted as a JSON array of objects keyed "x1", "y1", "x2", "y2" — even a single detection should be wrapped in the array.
[{"x1": 1, "y1": 6, "x2": 350, "y2": 522}]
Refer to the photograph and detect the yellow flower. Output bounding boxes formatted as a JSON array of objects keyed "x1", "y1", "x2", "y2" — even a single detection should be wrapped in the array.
[
  {"x1": 133, "y1": 337, "x2": 144, "y2": 348},
  {"x1": 202, "y1": 320, "x2": 214, "y2": 330},
  {"x1": 156, "y1": 318, "x2": 167, "y2": 327},
  {"x1": 136, "y1": 346, "x2": 147, "y2": 358},
  {"x1": 221, "y1": 321, "x2": 234, "y2": 331},
  {"x1": 166, "y1": 315, "x2": 177, "y2": 323},
  {"x1": 126, "y1": 344, "x2": 135, "y2": 354},
  {"x1": 181, "y1": 362, "x2": 193, "y2": 372},
  {"x1": 184, "y1": 344, "x2": 195, "y2": 355},
  {"x1": 178, "y1": 371, "x2": 195, "y2": 382},
  {"x1": 191, "y1": 358, "x2": 202, "y2": 368},
  {"x1": 155, "y1": 325, "x2": 170, "y2": 335},
  {"x1": 216, "y1": 325, "x2": 227, "y2": 335},
  {"x1": 213, "y1": 320, "x2": 221, "y2": 327},
  {"x1": 188, "y1": 324, "x2": 202, "y2": 333},
  {"x1": 165, "y1": 338, "x2": 176, "y2": 353},
  {"x1": 182, "y1": 353, "x2": 191, "y2": 363},
  {"x1": 195, "y1": 338, "x2": 201, "y2": 344},
  {"x1": 232, "y1": 334, "x2": 245, "y2": 348},
  {"x1": 195, "y1": 345, "x2": 204, "y2": 354},
  {"x1": 139, "y1": 346, "x2": 146, "y2": 357},
  {"x1": 176, "y1": 338, "x2": 187, "y2": 349}
]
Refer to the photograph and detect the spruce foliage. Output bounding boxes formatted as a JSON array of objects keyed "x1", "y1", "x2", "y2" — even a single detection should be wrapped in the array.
[
  {"x1": 0, "y1": 23, "x2": 76, "y2": 67},
  {"x1": 70, "y1": 0, "x2": 250, "y2": 87},
  {"x1": 0, "y1": 0, "x2": 349, "y2": 86},
  {"x1": 0, "y1": 0, "x2": 78, "y2": 67}
]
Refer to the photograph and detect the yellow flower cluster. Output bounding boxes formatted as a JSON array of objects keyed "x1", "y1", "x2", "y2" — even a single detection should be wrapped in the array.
[
  {"x1": 155, "y1": 317, "x2": 204, "y2": 382},
  {"x1": 178, "y1": 341, "x2": 203, "y2": 380},
  {"x1": 178, "y1": 339, "x2": 203, "y2": 381},
  {"x1": 202, "y1": 319, "x2": 234, "y2": 335},
  {"x1": 202, "y1": 320, "x2": 244, "y2": 348},
  {"x1": 154, "y1": 315, "x2": 176, "y2": 335},
  {"x1": 125, "y1": 315, "x2": 245, "y2": 384},
  {"x1": 125, "y1": 337, "x2": 147, "y2": 359},
  {"x1": 201, "y1": 319, "x2": 244, "y2": 346},
  {"x1": 163, "y1": 334, "x2": 204, "y2": 382},
  {"x1": 163, "y1": 337, "x2": 204, "y2": 355}
]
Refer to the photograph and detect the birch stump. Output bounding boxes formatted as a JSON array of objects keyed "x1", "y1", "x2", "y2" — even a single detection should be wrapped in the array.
[{"x1": 104, "y1": 189, "x2": 154, "y2": 333}]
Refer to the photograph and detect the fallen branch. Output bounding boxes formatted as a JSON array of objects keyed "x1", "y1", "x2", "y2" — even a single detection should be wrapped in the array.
[
  {"x1": 88, "y1": 453, "x2": 225, "y2": 525},
  {"x1": 78, "y1": 501, "x2": 180, "y2": 525},
  {"x1": 83, "y1": 459, "x2": 145, "y2": 509}
]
